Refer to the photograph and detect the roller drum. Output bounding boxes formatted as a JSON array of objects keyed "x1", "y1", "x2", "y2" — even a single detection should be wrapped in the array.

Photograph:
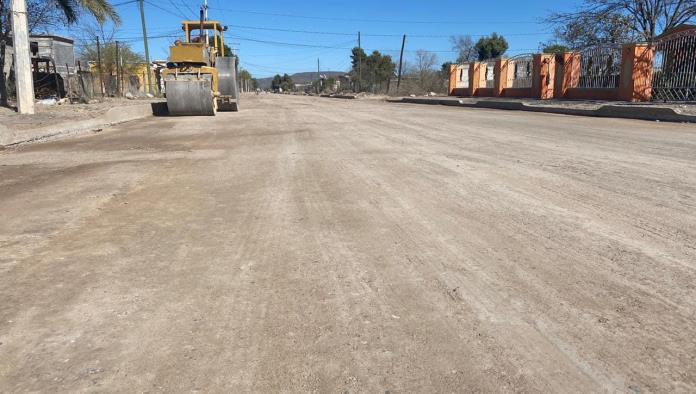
[
  {"x1": 216, "y1": 56, "x2": 240, "y2": 112},
  {"x1": 164, "y1": 75, "x2": 216, "y2": 116}
]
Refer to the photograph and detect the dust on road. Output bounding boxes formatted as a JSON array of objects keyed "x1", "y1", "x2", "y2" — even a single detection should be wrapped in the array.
[{"x1": 1, "y1": 95, "x2": 695, "y2": 392}]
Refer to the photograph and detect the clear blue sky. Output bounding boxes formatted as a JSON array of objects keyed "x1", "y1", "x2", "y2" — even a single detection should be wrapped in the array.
[{"x1": 68, "y1": 0, "x2": 579, "y2": 78}]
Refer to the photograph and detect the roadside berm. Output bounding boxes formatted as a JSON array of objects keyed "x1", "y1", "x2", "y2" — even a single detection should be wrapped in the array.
[
  {"x1": 387, "y1": 96, "x2": 696, "y2": 123},
  {"x1": 0, "y1": 98, "x2": 162, "y2": 147}
]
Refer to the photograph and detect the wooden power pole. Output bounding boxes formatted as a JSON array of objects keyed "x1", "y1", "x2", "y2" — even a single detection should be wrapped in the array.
[
  {"x1": 115, "y1": 41, "x2": 122, "y2": 97},
  {"x1": 397, "y1": 34, "x2": 406, "y2": 93},
  {"x1": 10, "y1": 0, "x2": 34, "y2": 114},
  {"x1": 96, "y1": 36, "x2": 105, "y2": 98},
  {"x1": 317, "y1": 58, "x2": 320, "y2": 94},
  {"x1": 357, "y1": 31, "x2": 362, "y2": 92}
]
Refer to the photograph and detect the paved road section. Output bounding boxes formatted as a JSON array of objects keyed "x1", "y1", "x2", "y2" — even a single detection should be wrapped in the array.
[{"x1": 1, "y1": 95, "x2": 695, "y2": 392}]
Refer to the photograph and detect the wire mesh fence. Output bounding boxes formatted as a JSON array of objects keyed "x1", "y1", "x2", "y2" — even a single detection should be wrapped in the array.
[
  {"x1": 652, "y1": 29, "x2": 696, "y2": 101},
  {"x1": 577, "y1": 44, "x2": 622, "y2": 89}
]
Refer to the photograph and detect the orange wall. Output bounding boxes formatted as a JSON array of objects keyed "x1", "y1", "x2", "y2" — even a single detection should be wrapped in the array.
[{"x1": 447, "y1": 43, "x2": 657, "y2": 102}]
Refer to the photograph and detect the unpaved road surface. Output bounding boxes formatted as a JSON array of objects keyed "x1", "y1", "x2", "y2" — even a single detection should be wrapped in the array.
[{"x1": 1, "y1": 95, "x2": 696, "y2": 392}]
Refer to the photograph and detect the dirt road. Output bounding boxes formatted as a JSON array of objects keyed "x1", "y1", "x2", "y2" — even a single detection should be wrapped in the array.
[{"x1": 1, "y1": 95, "x2": 695, "y2": 392}]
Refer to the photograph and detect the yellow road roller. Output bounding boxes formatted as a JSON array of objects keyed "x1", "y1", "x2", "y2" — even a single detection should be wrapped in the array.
[{"x1": 161, "y1": 20, "x2": 239, "y2": 116}]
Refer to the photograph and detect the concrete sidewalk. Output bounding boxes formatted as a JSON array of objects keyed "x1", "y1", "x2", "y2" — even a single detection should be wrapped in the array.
[
  {"x1": 0, "y1": 100, "x2": 163, "y2": 147},
  {"x1": 389, "y1": 96, "x2": 696, "y2": 123}
]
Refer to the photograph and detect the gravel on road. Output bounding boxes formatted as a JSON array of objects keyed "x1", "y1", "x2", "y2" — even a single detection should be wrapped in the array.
[{"x1": 1, "y1": 94, "x2": 695, "y2": 392}]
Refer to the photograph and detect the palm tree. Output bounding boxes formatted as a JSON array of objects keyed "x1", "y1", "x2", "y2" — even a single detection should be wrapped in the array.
[
  {"x1": 0, "y1": 0, "x2": 120, "y2": 106},
  {"x1": 51, "y1": 0, "x2": 121, "y2": 25}
]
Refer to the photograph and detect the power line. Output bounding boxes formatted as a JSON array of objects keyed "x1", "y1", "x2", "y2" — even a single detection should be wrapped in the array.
[
  {"x1": 113, "y1": 0, "x2": 138, "y2": 6},
  {"x1": 144, "y1": 0, "x2": 190, "y2": 20},
  {"x1": 228, "y1": 34, "x2": 539, "y2": 55},
  {"x1": 228, "y1": 33, "x2": 545, "y2": 53},
  {"x1": 209, "y1": 6, "x2": 539, "y2": 25},
  {"x1": 165, "y1": 0, "x2": 189, "y2": 20},
  {"x1": 230, "y1": 35, "x2": 355, "y2": 49},
  {"x1": 227, "y1": 24, "x2": 548, "y2": 38},
  {"x1": 178, "y1": 0, "x2": 197, "y2": 18}
]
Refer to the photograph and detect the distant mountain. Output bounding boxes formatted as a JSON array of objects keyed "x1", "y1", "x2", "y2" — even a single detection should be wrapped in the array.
[{"x1": 256, "y1": 71, "x2": 347, "y2": 90}]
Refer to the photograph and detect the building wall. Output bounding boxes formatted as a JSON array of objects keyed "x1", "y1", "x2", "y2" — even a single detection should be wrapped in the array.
[{"x1": 3, "y1": 35, "x2": 76, "y2": 79}]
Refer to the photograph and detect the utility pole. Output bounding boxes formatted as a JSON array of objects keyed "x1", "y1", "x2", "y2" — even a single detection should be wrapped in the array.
[
  {"x1": 357, "y1": 31, "x2": 362, "y2": 92},
  {"x1": 317, "y1": 58, "x2": 320, "y2": 94},
  {"x1": 397, "y1": 34, "x2": 406, "y2": 93},
  {"x1": 10, "y1": 0, "x2": 34, "y2": 114},
  {"x1": 137, "y1": 0, "x2": 153, "y2": 95},
  {"x1": 115, "y1": 41, "x2": 122, "y2": 97},
  {"x1": 203, "y1": 0, "x2": 209, "y2": 46},
  {"x1": 96, "y1": 36, "x2": 105, "y2": 98}
]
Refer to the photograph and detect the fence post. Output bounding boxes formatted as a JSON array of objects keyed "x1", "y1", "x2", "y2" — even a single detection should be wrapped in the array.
[
  {"x1": 448, "y1": 64, "x2": 457, "y2": 96},
  {"x1": 533, "y1": 54, "x2": 555, "y2": 99},
  {"x1": 495, "y1": 58, "x2": 507, "y2": 96},
  {"x1": 467, "y1": 62, "x2": 476, "y2": 96},
  {"x1": 65, "y1": 62, "x2": 72, "y2": 100},
  {"x1": 470, "y1": 62, "x2": 483, "y2": 96},
  {"x1": 96, "y1": 37, "x2": 105, "y2": 98},
  {"x1": 618, "y1": 43, "x2": 654, "y2": 102},
  {"x1": 556, "y1": 52, "x2": 580, "y2": 99}
]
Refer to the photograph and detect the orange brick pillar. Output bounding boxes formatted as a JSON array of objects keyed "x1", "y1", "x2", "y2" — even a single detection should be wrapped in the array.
[
  {"x1": 555, "y1": 52, "x2": 580, "y2": 99},
  {"x1": 467, "y1": 62, "x2": 481, "y2": 97},
  {"x1": 448, "y1": 64, "x2": 457, "y2": 96},
  {"x1": 470, "y1": 62, "x2": 483, "y2": 96},
  {"x1": 495, "y1": 59, "x2": 508, "y2": 96},
  {"x1": 619, "y1": 44, "x2": 654, "y2": 102},
  {"x1": 532, "y1": 54, "x2": 555, "y2": 99}
]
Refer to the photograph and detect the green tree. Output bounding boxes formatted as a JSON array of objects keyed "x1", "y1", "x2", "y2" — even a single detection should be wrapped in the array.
[
  {"x1": 542, "y1": 44, "x2": 570, "y2": 54},
  {"x1": 1, "y1": 0, "x2": 120, "y2": 106},
  {"x1": 349, "y1": 47, "x2": 395, "y2": 93},
  {"x1": 81, "y1": 41, "x2": 144, "y2": 74},
  {"x1": 238, "y1": 69, "x2": 252, "y2": 80},
  {"x1": 271, "y1": 74, "x2": 282, "y2": 91},
  {"x1": 237, "y1": 68, "x2": 256, "y2": 91},
  {"x1": 271, "y1": 73, "x2": 294, "y2": 92},
  {"x1": 213, "y1": 35, "x2": 233, "y2": 57},
  {"x1": 280, "y1": 74, "x2": 294, "y2": 92},
  {"x1": 474, "y1": 33, "x2": 509, "y2": 61},
  {"x1": 349, "y1": 47, "x2": 367, "y2": 90}
]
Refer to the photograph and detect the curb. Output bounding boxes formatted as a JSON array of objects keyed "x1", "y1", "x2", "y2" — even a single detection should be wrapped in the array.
[
  {"x1": 1, "y1": 102, "x2": 160, "y2": 147},
  {"x1": 321, "y1": 94, "x2": 356, "y2": 100},
  {"x1": 392, "y1": 98, "x2": 696, "y2": 123}
]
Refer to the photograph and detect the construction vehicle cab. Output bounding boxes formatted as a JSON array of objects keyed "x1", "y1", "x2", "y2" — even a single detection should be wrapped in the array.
[
  {"x1": 162, "y1": 20, "x2": 239, "y2": 116},
  {"x1": 170, "y1": 21, "x2": 226, "y2": 64}
]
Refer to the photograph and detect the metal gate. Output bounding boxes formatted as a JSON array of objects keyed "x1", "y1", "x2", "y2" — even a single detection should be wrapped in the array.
[
  {"x1": 506, "y1": 54, "x2": 534, "y2": 88},
  {"x1": 651, "y1": 29, "x2": 696, "y2": 101},
  {"x1": 577, "y1": 44, "x2": 622, "y2": 88}
]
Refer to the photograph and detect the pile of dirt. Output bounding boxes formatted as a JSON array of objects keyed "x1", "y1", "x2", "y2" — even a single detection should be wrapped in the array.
[{"x1": 0, "y1": 98, "x2": 158, "y2": 132}]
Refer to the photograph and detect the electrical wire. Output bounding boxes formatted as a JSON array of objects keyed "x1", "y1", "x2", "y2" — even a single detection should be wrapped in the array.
[
  {"x1": 227, "y1": 24, "x2": 548, "y2": 38},
  {"x1": 112, "y1": 0, "x2": 138, "y2": 7},
  {"x1": 165, "y1": 0, "x2": 189, "y2": 20},
  {"x1": 178, "y1": 0, "x2": 197, "y2": 19},
  {"x1": 144, "y1": 0, "x2": 190, "y2": 20},
  {"x1": 208, "y1": 6, "x2": 539, "y2": 25}
]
